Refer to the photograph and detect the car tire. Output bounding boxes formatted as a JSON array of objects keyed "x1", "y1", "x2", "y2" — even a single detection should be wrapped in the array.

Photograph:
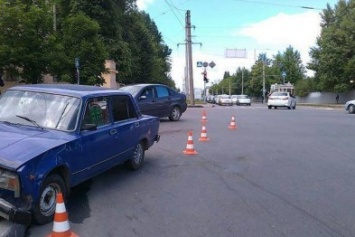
[
  {"x1": 349, "y1": 104, "x2": 355, "y2": 114},
  {"x1": 293, "y1": 104, "x2": 296, "y2": 109},
  {"x1": 169, "y1": 106, "x2": 181, "y2": 121},
  {"x1": 268, "y1": 105, "x2": 272, "y2": 109},
  {"x1": 126, "y1": 142, "x2": 145, "y2": 170},
  {"x1": 33, "y1": 174, "x2": 67, "y2": 225}
]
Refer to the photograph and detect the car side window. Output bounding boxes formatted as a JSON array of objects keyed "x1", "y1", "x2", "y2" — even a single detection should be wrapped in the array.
[
  {"x1": 141, "y1": 88, "x2": 154, "y2": 99},
  {"x1": 83, "y1": 97, "x2": 110, "y2": 126},
  {"x1": 112, "y1": 95, "x2": 137, "y2": 122},
  {"x1": 156, "y1": 86, "x2": 169, "y2": 98}
]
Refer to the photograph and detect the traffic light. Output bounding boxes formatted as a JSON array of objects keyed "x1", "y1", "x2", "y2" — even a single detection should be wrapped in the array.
[{"x1": 203, "y1": 71, "x2": 208, "y2": 83}]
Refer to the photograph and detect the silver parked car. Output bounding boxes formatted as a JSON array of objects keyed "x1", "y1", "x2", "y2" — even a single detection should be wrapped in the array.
[
  {"x1": 218, "y1": 95, "x2": 233, "y2": 106},
  {"x1": 236, "y1": 95, "x2": 251, "y2": 106},
  {"x1": 267, "y1": 92, "x2": 296, "y2": 109},
  {"x1": 344, "y1": 99, "x2": 355, "y2": 114}
]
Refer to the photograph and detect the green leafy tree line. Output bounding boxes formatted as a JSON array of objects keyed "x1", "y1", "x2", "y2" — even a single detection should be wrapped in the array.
[
  {"x1": 308, "y1": 0, "x2": 355, "y2": 93},
  {"x1": 212, "y1": 1, "x2": 355, "y2": 97},
  {"x1": 210, "y1": 46, "x2": 305, "y2": 97},
  {"x1": 0, "y1": 0, "x2": 174, "y2": 88}
]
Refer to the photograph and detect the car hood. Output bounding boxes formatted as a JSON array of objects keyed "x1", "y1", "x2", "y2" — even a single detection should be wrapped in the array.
[{"x1": 0, "y1": 126, "x2": 73, "y2": 170}]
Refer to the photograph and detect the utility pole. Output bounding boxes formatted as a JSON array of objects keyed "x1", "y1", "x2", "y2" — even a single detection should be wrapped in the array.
[
  {"x1": 178, "y1": 11, "x2": 201, "y2": 104},
  {"x1": 242, "y1": 68, "x2": 244, "y2": 95},
  {"x1": 186, "y1": 10, "x2": 195, "y2": 105},
  {"x1": 53, "y1": 4, "x2": 57, "y2": 31},
  {"x1": 262, "y1": 62, "x2": 265, "y2": 98}
]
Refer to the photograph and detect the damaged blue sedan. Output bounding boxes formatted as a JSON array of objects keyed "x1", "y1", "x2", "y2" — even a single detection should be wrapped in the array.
[{"x1": 0, "y1": 84, "x2": 160, "y2": 225}]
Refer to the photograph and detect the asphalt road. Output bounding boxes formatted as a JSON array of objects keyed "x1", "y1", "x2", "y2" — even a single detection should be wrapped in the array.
[{"x1": 17, "y1": 104, "x2": 355, "y2": 236}]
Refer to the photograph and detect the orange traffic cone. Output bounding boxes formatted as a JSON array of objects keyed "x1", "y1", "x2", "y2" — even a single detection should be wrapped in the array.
[
  {"x1": 183, "y1": 131, "x2": 198, "y2": 155},
  {"x1": 201, "y1": 110, "x2": 208, "y2": 123},
  {"x1": 228, "y1": 116, "x2": 237, "y2": 130},
  {"x1": 47, "y1": 192, "x2": 79, "y2": 237},
  {"x1": 199, "y1": 125, "x2": 209, "y2": 141}
]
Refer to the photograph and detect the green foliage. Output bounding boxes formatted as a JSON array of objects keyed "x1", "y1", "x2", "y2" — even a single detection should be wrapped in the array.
[
  {"x1": 295, "y1": 78, "x2": 316, "y2": 97},
  {"x1": 0, "y1": 0, "x2": 53, "y2": 83},
  {"x1": 0, "y1": 0, "x2": 173, "y2": 87},
  {"x1": 211, "y1": 48, "x2": 306, "y2": 97},
  {"x1": 308, "y1": 0, "x2": 355, "y2": 92}
]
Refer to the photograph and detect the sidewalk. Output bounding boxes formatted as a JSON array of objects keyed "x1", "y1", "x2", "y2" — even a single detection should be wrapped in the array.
[{"x1": 188, "y1": 102, "x2": 344, "y2": 109}]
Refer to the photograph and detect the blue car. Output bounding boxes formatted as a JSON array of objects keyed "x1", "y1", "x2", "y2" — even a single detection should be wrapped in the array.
[
  {"x1": 119, "y1": 84, "x2": 187, "y2": 121},
  {"x1": 0, "y1": 84, "x2": 160, "y2": 225}
]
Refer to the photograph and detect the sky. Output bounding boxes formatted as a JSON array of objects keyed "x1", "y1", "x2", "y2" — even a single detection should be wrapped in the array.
[{"x1": 136, "y1": 0, "x2": 339, "y2": 90}]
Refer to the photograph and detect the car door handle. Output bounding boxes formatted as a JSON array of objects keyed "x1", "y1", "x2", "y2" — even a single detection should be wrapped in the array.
[{"x1": 110, "y1": 129, "x2": 117, "y2": 135}]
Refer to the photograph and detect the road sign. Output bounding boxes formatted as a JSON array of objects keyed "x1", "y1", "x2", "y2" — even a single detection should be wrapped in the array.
[
  {"x1": 75, "y1": 58, "x2": 80, "y2": 68},
  {"x1": 209, "y1": 61, "x2": 216, "y2": 68},
  {"x1": 203, "y1": 61, "x2": 209, "y2": 67},
  {"x1": 197, "y1": 61, "x2": 203, "y2": 67}
]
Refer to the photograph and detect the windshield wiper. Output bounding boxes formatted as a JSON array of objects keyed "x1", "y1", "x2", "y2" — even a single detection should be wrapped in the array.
[
  {"x1": 16, "y1": 115, "x2": 43, "y2": 129},
  {"x1": 1, "y1": 120, "x2": 21, "y2": 126}
]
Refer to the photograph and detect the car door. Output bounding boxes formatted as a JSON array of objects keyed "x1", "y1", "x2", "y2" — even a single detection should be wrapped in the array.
[
  {"x1": 79, "y1": 96, "x2": 118, "y2": 178},
  {"x1": 136, "y1": 86, "x2": 159, "y2": 117},
  {"x1": 110, "y1": 95, "x2": 142, "y2": 164},
  {"x1": 154, "y1": 85, "x2": 172, "y2": 117}
]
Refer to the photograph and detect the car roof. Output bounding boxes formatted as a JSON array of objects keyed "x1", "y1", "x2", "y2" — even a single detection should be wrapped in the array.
[{"x1": 7, "y1": 84, "x2": 130, "y2": 98}]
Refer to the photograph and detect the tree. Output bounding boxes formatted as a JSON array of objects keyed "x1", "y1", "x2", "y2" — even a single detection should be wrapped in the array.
[
  {"x1": 308, "y1": 0, "x2": 355, "y2": 92},
  {"x1": 44, "y1": 10, "x2": 108, "y2": 85},
  {"x1": 0, "y1": 0, "x2": 53, "y2": 83},
  {"x1": 272, "y1": 46, "x2": 306, "y2": 85}
]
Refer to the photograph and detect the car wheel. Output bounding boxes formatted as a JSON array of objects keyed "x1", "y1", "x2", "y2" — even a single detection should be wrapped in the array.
[
  {"x1": 268, "y1": 105, "x2": 272, "y2": 109},
  {"x1": 169, "y1": 106, "x2": 181, "y2": 121},
  {"x1": 126, "y1": 142, "x2": 145, "y2": 170},
  {"x1": 33, "y1": 174, "x2": 67, "y2": 224},
  {"x1": 349, "y1": 104, "x2": 355, "y2": 114},
  {"x1": 293, "y1": 104, "x2": 296, "y2": 109},
  {"x1": 274, "y1": 106, "x2": 278, "y2": 109},
  {"x1": 287, "y1": 106, "x2": 291, "y2": 109}
]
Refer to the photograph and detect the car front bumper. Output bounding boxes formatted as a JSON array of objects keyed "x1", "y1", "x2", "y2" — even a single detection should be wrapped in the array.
[{"x1": 0, "y1": 198, "x2": 31, "y2": 226}]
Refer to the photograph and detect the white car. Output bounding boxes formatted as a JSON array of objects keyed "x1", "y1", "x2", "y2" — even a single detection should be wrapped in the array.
[
  {"x1": 230, "y1": 95, "x2": 238, "y2": 105},
  {"x1": 267, "y1": 92, "x2": 296, "y2": 109},
  {"x1": 344, "y1": 99, "x2": 355, "y2": 114},
  {"x1": 218, "y1": 95, "x2": 233, "y2": 106},
  {"x1": 236, "y1": 95, "x2": 251, "y2": 106}
]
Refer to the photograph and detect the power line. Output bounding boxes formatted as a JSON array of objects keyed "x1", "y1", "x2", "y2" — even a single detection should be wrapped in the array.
[
  {"x1": 233, "y1": 0, "x2": 321, "y2": 10},
  {"x1": 163, "y1": 0, "x2": 185, "y2": 27}
]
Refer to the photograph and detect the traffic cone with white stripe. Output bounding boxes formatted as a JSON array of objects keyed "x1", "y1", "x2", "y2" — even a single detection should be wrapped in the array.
[
  {"x1": 228, "y1": 116, "x2": 237, "y2": 130},
  {"x1": 201, "y1": 110, "x2": 208, "y2": 123},
  {"x1": 199, "y1": 124, "x2": 209, "y2": 142},
  {"x1": 183, "y1": 131, "x2": 198, "y2": 155},
  {"x1": 47, "y1": 192, "x2": 79, "y2": 237}
]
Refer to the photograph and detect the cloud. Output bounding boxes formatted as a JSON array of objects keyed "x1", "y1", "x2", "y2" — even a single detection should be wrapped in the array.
[
  {"x1": 237, "y1": 10, "x2": 322, "y2": 66},
  {"x1": 136, "y1": 0, "x2": 155, "y2": 10},
  {"x1": 172, "y1": 11, "x2": 323, "y2": 90}
]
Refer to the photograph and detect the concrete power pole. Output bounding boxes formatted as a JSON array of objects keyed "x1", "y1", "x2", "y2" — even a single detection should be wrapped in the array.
[{"x1": 186, "y1": 10, "x2": 195, "y2": 105}]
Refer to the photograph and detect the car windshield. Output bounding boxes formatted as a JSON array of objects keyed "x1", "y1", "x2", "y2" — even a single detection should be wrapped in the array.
[
  {"x1": 240, "y1": 95, "x2": 249, "y2": 99},
  {"x1": 0, "y1": 90, "x2": 80, "y2": 131}
]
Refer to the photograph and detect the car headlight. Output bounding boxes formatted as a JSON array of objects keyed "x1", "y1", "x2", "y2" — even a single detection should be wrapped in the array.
[{"x1": 0, "y1": 169, "x2": 20, "y2": 198}]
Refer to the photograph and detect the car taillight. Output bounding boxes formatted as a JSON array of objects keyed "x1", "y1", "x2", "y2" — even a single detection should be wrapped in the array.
[{"x1": 282, "y1": 97, "x2": 289, "y2": 100}]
